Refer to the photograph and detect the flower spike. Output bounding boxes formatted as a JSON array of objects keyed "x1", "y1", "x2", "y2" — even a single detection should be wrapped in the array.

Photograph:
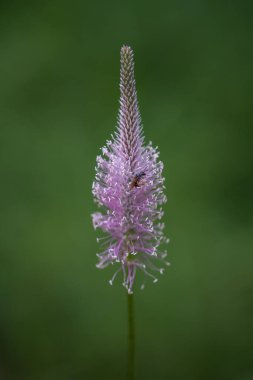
[{"x1": 92, "y1": 46, "x2": 168, "y2": 293}]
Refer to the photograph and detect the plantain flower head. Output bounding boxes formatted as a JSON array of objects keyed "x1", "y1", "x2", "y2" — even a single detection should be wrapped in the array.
[{"x1": 92, "y1": 45, "x2": 169, "y2": 293}]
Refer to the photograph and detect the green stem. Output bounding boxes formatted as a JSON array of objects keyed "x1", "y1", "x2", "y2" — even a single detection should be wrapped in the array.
[{"x1": 127, "y1": 293, "x2": 135, "y2": 380}]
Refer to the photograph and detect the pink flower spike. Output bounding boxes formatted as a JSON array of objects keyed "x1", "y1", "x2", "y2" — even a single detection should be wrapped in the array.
[{"x1": 92, "y1": 45, "x2": 168, "y2": 293}]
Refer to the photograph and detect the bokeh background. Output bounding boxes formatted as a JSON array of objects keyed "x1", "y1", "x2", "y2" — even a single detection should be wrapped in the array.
[{"x1": 0, "y1": 1, "x2": 253, "y2": 379}]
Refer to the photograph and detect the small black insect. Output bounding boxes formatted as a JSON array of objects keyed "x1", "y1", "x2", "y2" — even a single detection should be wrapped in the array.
[{"x1": 130, "y1": 171, "x2": 146, "y2": 189}]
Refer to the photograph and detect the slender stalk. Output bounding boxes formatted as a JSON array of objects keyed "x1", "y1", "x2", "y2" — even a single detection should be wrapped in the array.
[{"x1": 127, "y1": 293, "x2": 135, "y2": 380}]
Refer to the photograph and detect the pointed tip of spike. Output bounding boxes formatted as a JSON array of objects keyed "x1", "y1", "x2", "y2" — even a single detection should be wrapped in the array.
[
  {"x1": 121, "y1": 44, "x2": 133, "y2": 51},
  {"x1": 120, "y1": 45, "x2": 134, "y2": 59}
]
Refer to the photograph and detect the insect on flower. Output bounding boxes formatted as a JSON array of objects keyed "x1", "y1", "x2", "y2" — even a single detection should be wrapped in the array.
[
  {"x1": 129, "y1": 171, "x2": 146, "y2": 190},
  {"x1": 92, "y1": 45, "x2": 169, "y2": 293}
]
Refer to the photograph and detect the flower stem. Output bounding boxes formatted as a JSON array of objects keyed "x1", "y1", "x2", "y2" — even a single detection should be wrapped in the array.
[{"x1": 127, "y1": 293, "x2": 135, "y2": 380}]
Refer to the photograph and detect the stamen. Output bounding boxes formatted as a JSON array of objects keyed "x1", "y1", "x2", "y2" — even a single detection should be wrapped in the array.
[{"x1": 109, "y1": 267, "x2": 122, "y2": 285}]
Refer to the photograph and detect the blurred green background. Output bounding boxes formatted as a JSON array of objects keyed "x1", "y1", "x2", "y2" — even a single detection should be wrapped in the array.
[{"x1": 0, "y1": 1, "x2": 253, "y2": 379}]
